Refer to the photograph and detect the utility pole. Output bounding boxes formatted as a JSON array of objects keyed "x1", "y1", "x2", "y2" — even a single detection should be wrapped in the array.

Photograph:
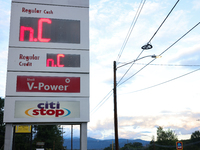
[
  {"x1": 113, "y1": 61, "x2": 119, "y2": 150},
  {"x1": 71, "y1": 125, "x2": 73, "y2": 150},
  {"x1": 112, "y1": 53, "x2": 160, "y2": 150},
  {"x1": 62, "y1": 126, "x2": 64, "y2": 150}
]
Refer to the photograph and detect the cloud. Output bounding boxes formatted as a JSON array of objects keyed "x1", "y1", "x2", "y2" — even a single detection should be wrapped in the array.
[
  {"x1": 0, "y1": 50, "x2": 7, "y2": 97},
  {"x1": 168, "y1": 44, "x2": 200, "y2": 66},
  {"x1": 0, "y1": 1, "x2": 11, "y2": 37},
  {"x1": 87, "y1": 111, "x2": 200, "y2": 140},
  {"x1": 63, "y1": 125, "x2": 82, "y2": 138},
  {"x1": 192, "y1": 0, "x2": 200, "y2": 10}
]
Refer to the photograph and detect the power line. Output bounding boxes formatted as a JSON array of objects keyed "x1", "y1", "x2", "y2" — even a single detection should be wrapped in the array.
[
  {"x1": 91, "y1": 4, "x2": 200, "y2": 115},
  {"x1": 117, "y1": 49, "x2": 144, "y2": 85},
  {"x1": 91, "y1": 89, "x2": 113, "y2": 115},
  {"x1": 92, "y1": 22, "x2": 200, "y2": 112},
  {"x1": 125, "y1": 63, "x2": 200, "y2": 67},
  {"x1": 116, "y1": 0, "x2": 146, "y2": 62},
  {"x1": 120, "y1": 67, "x2": 200, "y2": 95},
  {"x1": 117, "y1": 0, "x2": 180, "y2": 86},
  {"x1": 118, "y1": 59, "x2": 155, "y2": 87},
  {"x1": 159, "y1": 22, "x2": 200, "y2": 56},
  {"x1": 147, "y1": 0, "x2": 180, "y2": 44},
  {"x1": 91, "y1": 0, "x2": 147, "y2": 116},
  {"x1": 118, "y1": 21, "x2": 200, "y2": 87}
]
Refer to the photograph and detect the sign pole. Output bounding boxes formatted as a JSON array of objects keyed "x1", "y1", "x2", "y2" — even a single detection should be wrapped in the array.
[
  {"x1": 80, "y1": 123, "x2": 87, "y2": 150},
  {"x1": 4, "y1": 124, "x2": 13, "y2": 150},
  {"x1": 4, "y1": 0, "x2": 89, "y2": 149}
]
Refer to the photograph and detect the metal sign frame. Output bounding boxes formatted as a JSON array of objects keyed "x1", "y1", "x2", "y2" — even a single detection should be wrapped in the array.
[{"x1": 4, "y1": 0, "x2": 89, "y2": 149}]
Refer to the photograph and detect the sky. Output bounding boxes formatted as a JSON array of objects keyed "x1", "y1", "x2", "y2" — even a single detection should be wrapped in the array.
[{"x1": 1, "y1": 0, "x2": 200, "y2": 142}]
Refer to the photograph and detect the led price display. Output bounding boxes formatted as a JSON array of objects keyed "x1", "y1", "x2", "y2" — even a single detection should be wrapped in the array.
[
  {"x1": 46, "y1": 54, "x2": 80, "y2": 67},
  {"x1": 19, "y1": 17, "x2": 80, "y2": 43}
]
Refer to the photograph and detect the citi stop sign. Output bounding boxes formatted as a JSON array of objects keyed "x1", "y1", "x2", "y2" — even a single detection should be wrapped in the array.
[{"x1": 176, "y1": 141, "x2": 183, "y2": 150}]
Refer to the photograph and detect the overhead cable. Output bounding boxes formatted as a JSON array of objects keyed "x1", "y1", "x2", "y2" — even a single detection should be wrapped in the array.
[
  {"x1": 117, "y1": 49, "x2": 144, "y2": 85},
  {"x1": 91, "y1": 90, "x2": 113, "y2": 115},
  {"x1": 118, "y1": 21, "x2": 200, "y2": 87},
  {"x1": 131, "y1": 63, "x2": 200, "y2": 67},
  {"x1": 147, "y1": 0, "x2": 180, "y2": 44},
  {"x1": 91, "y1": 21, "x2": 200, "y2": 114},
  {"x1": 120, "y1": 67, "x2": 200, "y2": 94},
  {"x1": 159, "y1": 22, "x2": 200, "y2": 56},
  {"x1": 116, "y1": 0, "x2": 146, "y2": 63},
  {"x1": 92, "y1": 0, "x2": 147, "y2": 115},
  {"x1": 117, "y1": 0, "x2": 180, "y2": 86}
]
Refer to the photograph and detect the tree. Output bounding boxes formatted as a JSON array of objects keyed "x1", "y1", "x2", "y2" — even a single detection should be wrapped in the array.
[
  {"x1": 132, "y1": 142, "x2": 143, "y2": 148},
  {"x1": 154, "y1": 126, "x2": 178, "y2": 150},
  {"x1": 104, "y1": 143, "x2": 115, "y2": 150},
  {"x1": 14, "y1": 133, "x2": 32, "y2": 150},
  {"x1": 149, "y1": 136, "x2": 156, "y2": 150},
  {"x1": 33, "y1": 125, "x2": 63, "y2": 150},
  {"x1": 191, "y1": 130, "x2": 200, "y2": 141},
  {"x1": 120, "y1": 142, "x2": 143, "y2": 150},
  {"x1": 0, "y1": 98, "x2": 5, "y2": 149},
  {"x1": 190, "y1": 130, "x2": 200, "y2": 148},
  {"x1": 157, "y1": 126, "x2": 178, "y2": 142}
]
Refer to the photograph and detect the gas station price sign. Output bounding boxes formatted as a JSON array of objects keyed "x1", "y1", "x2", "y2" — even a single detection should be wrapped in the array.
[
  {"x1": 46, "y1": 54, "x2": 80, "y2": 67},
  {"x1": 4, "y1": 0, "x2": 89, "y2": 124},
  {"x1": 19, "y1": 17, "x2": 80, "y2": 43}
]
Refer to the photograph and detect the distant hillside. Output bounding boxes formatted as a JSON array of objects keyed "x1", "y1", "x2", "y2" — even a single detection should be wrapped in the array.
[{"x1": 63, "y1": 137, "x2": 150, "y2": 150}]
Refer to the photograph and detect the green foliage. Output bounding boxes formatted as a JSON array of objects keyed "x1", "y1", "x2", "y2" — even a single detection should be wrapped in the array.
[
  {"x1": 157, "y1": 126, "x2": 178, "y2": 142},
  {"x1": 33, "y1": 125, "x2": 63, "y2": 150},
  {"x1": 104, "y1": 143, "x2": 114, "y2": 150},
  {"x1": 189, "y1": 130, "x2": 200, "y2": 149},
  {"x1": 120, "y1": 142, "x2": 143, "y2": 150},
  {"x1": 14, "y1": 133, "x2": 32, "y2": 150},
  {"x1": 149, "y1": 126, "x2": 178, "y2": 150},
  {"x1": 0, "y1": 98, "x2": 5, "y2": 149},
  {"x1": 191, "y1": 130, "x2": 200, "y2": 141},
  {"x1": 13, "y1": 125, "x2": 64, "y2": 150}
]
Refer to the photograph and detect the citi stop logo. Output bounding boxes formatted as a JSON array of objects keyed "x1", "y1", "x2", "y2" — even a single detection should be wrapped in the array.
[{"x1": 25, "y1": 101, "x2": 71, "y2": 118}]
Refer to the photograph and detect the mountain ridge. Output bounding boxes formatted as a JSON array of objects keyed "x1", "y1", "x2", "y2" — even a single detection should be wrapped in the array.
[{"x1": 63, "y1": 137, "x2": 150, "y2": 149}]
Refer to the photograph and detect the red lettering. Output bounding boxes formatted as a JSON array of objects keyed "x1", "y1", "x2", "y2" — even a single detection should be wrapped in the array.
[
  {"x1": 30, "y1": 108, "x2": 65, "y2": 117},
  {"x1": 46, "y1": 58, "x2": 55, "y2": 67},
  {"x1": 46, "y1": 109, "x2": 55, "y2": 116},
  {"x1": 55, "y1": 110, "x2": 64, "y2": 117},
  {"x1": 38, "y1": 18, "x2": 52, "y2": 42},
  {"x1": 32, "y1": 109, "x2": 39, "y2": 115},
  {"x1": 40, "y1": 109, "x2": 46, "y2": 115},
  {"x1": 22, "y1": 7, "x2": 26, "y2": 12},
  {"x1": 20, "y1": 26, "x2": 34, "y2": 41},
  {"x1": 57, "y1": 54, "x2": 64, "y2": 67}
]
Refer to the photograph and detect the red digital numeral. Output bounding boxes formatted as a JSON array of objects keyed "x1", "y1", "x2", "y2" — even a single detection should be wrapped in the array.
[
  {"x1": 20, "y1": 18, "x2": 52, "y2": 42},
  {"x1": 20, "y1": 27, "x2": 34, "y2": 41},
  {"x1": 38, "y1": 18, "x2": 52, "y2": 42},
  {"x1": 47, "y1": 54, "x2": 65, "y2": 67}
]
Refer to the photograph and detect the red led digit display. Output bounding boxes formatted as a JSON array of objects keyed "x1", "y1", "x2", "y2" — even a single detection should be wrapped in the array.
[
  {"x1": 19, "y1": 17, "x2": 80, "y2": 43},
  {"x1": 46, "y1": 54, "x2": 80, "y2": 67}
]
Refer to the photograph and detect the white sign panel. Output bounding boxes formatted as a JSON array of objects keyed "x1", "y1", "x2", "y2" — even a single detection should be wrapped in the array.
[
  {"x1": 7, "y1": 48, "x2": 89, "y2": 72},
  {"x1": 6, "y1": 72, "x2": 89, "y2": 97},
  {"x1": 15, "y1": 101, "x2": 80, "y2": 118},
  {"x1": 4, "y1": 97, "x2": 89, "y2": 123},
  {"x1": 4, "y1": 0, "x2": 90, "y2": 124},
  {"x1": 9, "y1": 2, "x2": 89, "y2": 49},
  {"x1": 12, "y1": 0, "x2": 89, "y2": 7}
]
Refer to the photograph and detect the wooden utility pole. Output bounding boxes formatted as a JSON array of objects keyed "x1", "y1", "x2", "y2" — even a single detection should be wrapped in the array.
[{"x1": 113, "y1": 61, "x2": 119, "y2": 150}]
